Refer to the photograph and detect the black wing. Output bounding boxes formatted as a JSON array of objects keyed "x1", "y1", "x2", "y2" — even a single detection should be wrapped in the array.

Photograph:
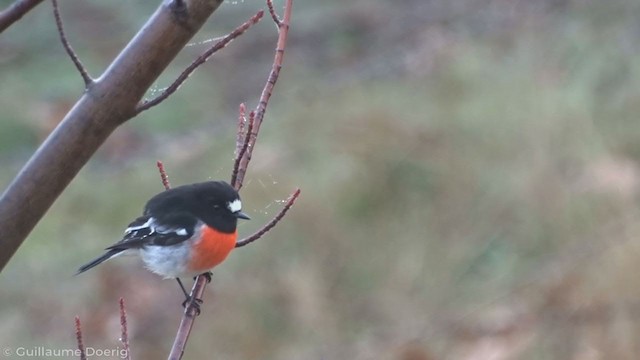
[
  {"x1": 76, "y1": 213, "x2": 198, "y2": 275},
  {"x1": 106, "y1": 212, "x2": 199, "y2": 251}
]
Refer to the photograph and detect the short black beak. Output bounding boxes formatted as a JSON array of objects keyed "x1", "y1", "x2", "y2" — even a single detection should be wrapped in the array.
[{"x1": 235, "y1": 211, "x2": 251, "y2": 220}]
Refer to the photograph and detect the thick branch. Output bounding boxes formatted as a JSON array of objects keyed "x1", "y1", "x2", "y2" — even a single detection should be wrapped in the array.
[
  {"x1": 0, "y1": 0, "x2": 225, "y2": 273},
  {"x1": 0, "y1": 0, "x2": 44, "y2": 34}
]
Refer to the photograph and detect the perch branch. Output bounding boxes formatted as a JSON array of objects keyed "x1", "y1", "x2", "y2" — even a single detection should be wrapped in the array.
[
  {"x1": 158, "y1": 160, "x2": 214, "y2": 359},
  {"x1": 156, "y1": 160, "x2": 210, "y2": 358},
  {"x1": 51, "y1": 0, "x2": 92, "y2": 87},
  {"x1": 0, "y1": 0, "x2": 44, "y2": 34},
  {"x1": 136, "y1": 10, "x2": 264, "y2": 114},
  {"x1": 167, "y1": 274, "x2": 209, "y2": 360}
]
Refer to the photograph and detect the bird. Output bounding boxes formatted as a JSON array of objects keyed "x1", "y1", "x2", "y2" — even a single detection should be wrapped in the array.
[{"x1": 77, "y1": 181, "x2": 250, "y2": 309}]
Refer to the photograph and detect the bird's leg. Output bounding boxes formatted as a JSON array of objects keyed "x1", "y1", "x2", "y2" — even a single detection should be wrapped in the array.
[
  {"x1": 176, "y1": 278, "x2": 189, "y2": 299},
  {"x1": 178, "y1": 277, "x2": 203, "y2": 315}
]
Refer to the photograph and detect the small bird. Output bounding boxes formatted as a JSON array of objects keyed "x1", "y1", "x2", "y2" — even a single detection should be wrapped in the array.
[{"x1": 77, "y1": 181, "x2": 250, "y2": 307}]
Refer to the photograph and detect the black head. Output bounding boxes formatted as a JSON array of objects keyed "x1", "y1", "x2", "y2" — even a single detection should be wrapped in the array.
[{"x1": 145, "y1": 181, "x2": 250, "y2": 233}]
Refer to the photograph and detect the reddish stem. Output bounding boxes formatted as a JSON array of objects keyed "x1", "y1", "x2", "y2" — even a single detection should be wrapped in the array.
[
  {"x1": 266, "y1": 0, "x2": 281, "y2": 26},
  {"x1": 236, "y1": 188, "x2": 300, "y2": 247},
  {"x1": 119, "y1": 298, "x2": 131, "y2": 360},
  {"x1": 234, "y1": 103, "x2": 247, "y2": 160},
  {"x1": 156, "y1": 161, "x2": 171, "y2": 190},
  {"x1": 231, "y1": 110, "x2": 255, "y2": 190},
  {"x1": 75, "y1": 316, "x2": 87, "y2": 360},
  {"x1": 233, "y1": 0, "x2": 292, "y2": 189}
]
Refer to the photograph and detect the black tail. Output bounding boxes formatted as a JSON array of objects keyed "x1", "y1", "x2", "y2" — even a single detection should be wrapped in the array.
[{"x1": 76, "y1": 249, "x2": 122, "y2": 275}]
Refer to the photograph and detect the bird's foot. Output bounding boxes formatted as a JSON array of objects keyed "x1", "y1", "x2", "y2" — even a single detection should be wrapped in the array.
[
  {"x1": 181, "y1": 272, "x2": 212, "y2": 315},
  {"x1": 194, "y1": 271, "x2": 212, "y2": 283},
  {"x1": 182, "y1": 296, "x2": 204, "y2": 316}
]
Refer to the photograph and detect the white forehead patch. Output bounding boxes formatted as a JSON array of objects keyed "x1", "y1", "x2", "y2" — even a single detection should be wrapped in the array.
[{"x1": 227, "y1": 199, "x2": 242, "y2": 213}]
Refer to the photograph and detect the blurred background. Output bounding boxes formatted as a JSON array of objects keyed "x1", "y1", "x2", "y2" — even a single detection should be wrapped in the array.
[{"x1": 2, "y1": 0, "x2": 640, "y2": 358}]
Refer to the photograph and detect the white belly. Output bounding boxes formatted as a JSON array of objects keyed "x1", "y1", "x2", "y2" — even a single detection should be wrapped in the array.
[{"x1": 139, "y1": 242, "x2": 193, "y2": 279}]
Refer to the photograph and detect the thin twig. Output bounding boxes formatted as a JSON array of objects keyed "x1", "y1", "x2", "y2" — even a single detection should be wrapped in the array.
[
  {"x1": 0, "y1": 0, "x2": 45, "y2": 34},
  {"x1": 266, "y1": 0, "x2": 281, "y2": 26},
  {"x1": 119, "y1": 298, "x2": 131, "y2": 360},
  {"x1": 234, "y1": 103, "x2": 247, "y2": 159},
  {"x1": 231, "y1": 110, "x2": 255, "y2": 189},
  {"x1": 51, "y1": 0, "x2": 92, "y2": 87},
  {"x1": 75, "y1": 316, "x2": 87, "y2": 360},
  {"x1": 233, "y1": 0, "x2": 292, "y2": 189},
  {"x1": 136, "y1": 10, "x2": 264, "y2": 114},
  {"x1": 156, "y1": 161, "x2": 172, "y2": 190},
  {"x1": 236, "y1": 188, "x2": 300, "y2": 247}
]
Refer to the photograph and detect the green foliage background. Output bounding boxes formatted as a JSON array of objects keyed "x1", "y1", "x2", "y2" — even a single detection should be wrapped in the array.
[{"x1": 2, "y1": 0, "x2": 640, "y2": 358}]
